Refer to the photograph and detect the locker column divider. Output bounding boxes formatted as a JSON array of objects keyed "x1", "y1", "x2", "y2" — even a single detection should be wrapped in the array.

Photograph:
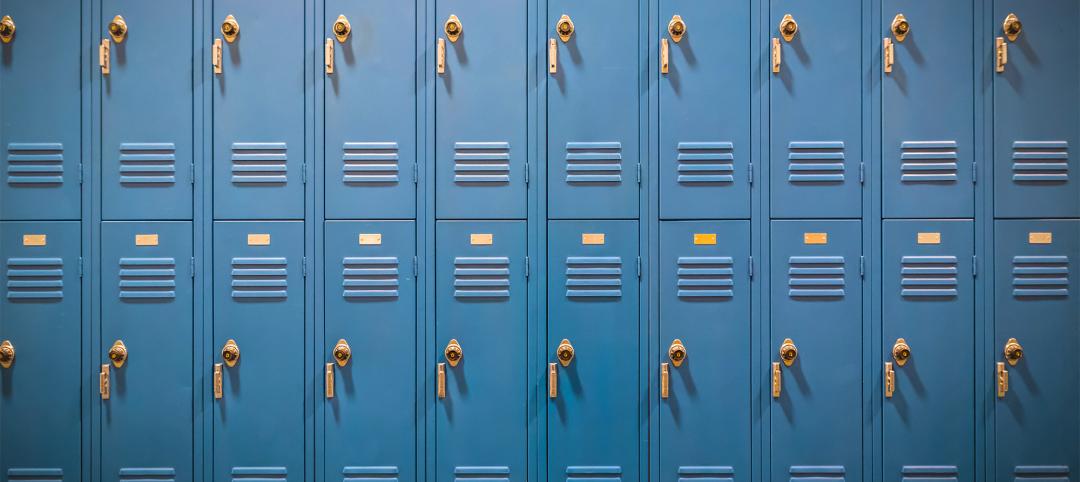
[
  {"x1": 306, "y1": 0, "x2": 319, "y2": 475},
  {"x1": 198, "y1": 0, "x2": 214, "y2": 475},
  {"x1": 973, "y1": 0, "x2": 989, "y2": 479},
  {"x1": 415, "y1": 0, "x2": 430, "y2": 480},
  {"x1": 84, "y1": 0, "x2": 96, "y2": 477},
  {"x1": 869, "y1": 0, "x2": 882, "y2": 480},
  {"x1": 755, "y1": 0, "x2": 770, "y2": 478},
  {"x1": 646, "y1": 0, "x2": 659, "y2": 478},
  {"x1": 191, "y1": 0, "x2": 206, "y2": 476},
  {"x1": 533, "y1": 0, "x2": 548, "y2": 479},
  {"x1": 421, "y1": 0, "x2": 435, "y2": 474}
]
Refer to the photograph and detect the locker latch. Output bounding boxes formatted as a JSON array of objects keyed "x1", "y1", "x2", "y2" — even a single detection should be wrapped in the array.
[
  {"x1": 996, "y1": 14, "x2": 1021, "y2": 73},
  {"x1": 884, "y1": 362, "x2": 895, "y2": 398},
  {"x1": 108, "y1": 15, "x2": 128, "y2": 43},
  {"x1": 661, "y1": 339, "x2": 687, "y2": 400},
  {"x1": 773, "y1": 338, "x2": 797, "y2": 398},
  {"x1": 0, "y1": 340, "x2": 14, "y2": 369},
  {"x1": 99, "y1": 39, "x2": 111, "y2": 75},
  {"x1": 108, "y1": 339, "x2": 128, "y2": 368},
  {"x1": 549, "y1": 339, "x2": 575, "y2": 399},
  {"x1": 325, "y1": 38, "x2": 334, "y2": 74},
  {"x1": 100, "y1": 364, "x2": 111, "y2": 400},
  {"x1": 326, "y1": 339, "x2": 351, "y2": 399},
  {"x1": 0, "y1": 16, "x2": 14, "y2": 44}
]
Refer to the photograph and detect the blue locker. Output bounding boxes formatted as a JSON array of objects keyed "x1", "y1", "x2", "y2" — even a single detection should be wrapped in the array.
[
  {"x1": 212, "y1": 221, "x2": 305, "y2": 480},
  {"x1": 99, "y1": 3, "x2": 194, "y2": 220},
  {"x1": 0, "y1": 3, "x2": 81, "y2": 220},
  {"x1": 100, "y1": 222, "x2": 194, "y2": 481},
  {"x1": 658, "y1": 221, "x2": 751, "y2": 482},
  {"x1": 0, "y1": 221, "x2": 81, "y2": 479},
  {"x1": 882, "y1": 220, "x2": 974, "y2": 482},
  {"x1": 546, "y1": 3, "x2": 640, "y2": 220},
  {"x1": 547, "y1": 220, "x2": 639, "y2": 482},
  {"x1": 881, "y1": 2, "x2": 974, "y2": 219},
  {"x1": 993, "y1": 220, "x2": 1078, "y2": 482},
  {"x1": 769, "y1": 220, "x2": 861, "y2": 481},
  {"x1": 993, "y1": 1, "x2": 1079, "y2": 218},
  {"x1": 434, "y1": 3, "x2": 527, "y2": 220},
  {"x1": 323, "y1": 0, "x2": 417, "y2": 220},
  {"x1": 212, "y1": 3, "x2": 305, "y2": 220},
  {"x1": 434, "y1": 221, "x2": 527, "y2": 482},
  {"x1": 659, "y1": 0, "x2": 751, "y2": 220},
  {"x1": 769, "y1": 1, "x2": 862, "y2": 219},
  {"x1": 323, "y1": 221, "x2": 416, "y2": 481}
]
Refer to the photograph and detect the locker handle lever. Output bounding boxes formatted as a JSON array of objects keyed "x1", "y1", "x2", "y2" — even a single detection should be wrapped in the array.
[
  {"x1": 213, "y1": 363, "x2": 223, "y2": 399},
  {"x1": 660, "y1": 38, "x2": 669, "y2": 74},
  {"x1": 549, "y1": 362, "x2": 558, "y2": 398},
  {"x1": 212, "y1": 39, "x2": 223, "y2": 74},
  {"x1": 771, "y1": 362, "x2": 782, "y2": 398},
  {"x1": 883, "y1": 38, "x2": 894, "y2": 74},
  {"x1": 549, "y1": 38, "x2": 557, "y2": 74},
  {"x1": 325, "y1": 363, "x2": 335, "y2": 398},
  {"x1": 437, "y1": 362, "x2": 447, "y2": 399},
  {"x1": 660, "y1": 363, "x2": 670, "y2": 399},
  {"x1": 100, "y1": 364, "x2": 111, "y2": 400},
  {"x1": 325, "y1": 38, "x2": 334, "y2": 75},
  {"x1": 771, "y1": 38, "x2": 781, "y2": 74},
  {"x1": 996, "y1": 362, "x2": 1009, "y2": 398},
  {"x1": 436, "y1": 38, "x2": 446, "y2": 74},
  {"x1": 884, "y1": 362, "x2": 895, "y2": 398},
  {"x1": 99, "y1": 39, "x2": 111, "y2": 75},
  {"x1": 995, "y1": 37, "x2": 1007, "y2": 73}
]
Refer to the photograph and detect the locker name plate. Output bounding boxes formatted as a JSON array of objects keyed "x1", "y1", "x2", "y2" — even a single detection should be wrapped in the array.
[
  {"x1": 470, "y1": 233, "x2": 493, "y2": 245},
  {"x1": 803, "y1": 233, "x2": 827, "y2": 245},
  {"x1": 917, "y1": 232, "x2": 941, "y2": 245},
  {"x1": 135, "y1": 234, "x2": 160, "y2": 246},
  {"x1": 22, "y1": 234, "x2": 46, "y2": 246},
  {"x1": 247, "y1": 234, "x2": 271, "y2": 246},
  {"x1": 582, "y1": 233, "x2": 606, "y2": 245},
  {"x1": 694, "y1": 233, "x2": 717, "y2": 245},
  {"x1": 359, "y1": 234, "x2": 382, "y2": 245},
  {"x1": 1028, "y1": 232, "x2": 1052, "y2": 244}
]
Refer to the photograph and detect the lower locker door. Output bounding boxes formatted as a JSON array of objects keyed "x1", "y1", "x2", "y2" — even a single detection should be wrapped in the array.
[
  {"x1": 0, "y1": 222, "x2": 81, "y2": 479},
  {"x1": 324, "y1": 221, "x2": 416, "y2": 481},
  {"x1": 435, "y1": 221, "x2": 527, "y2": 482},
  {"x1": 101, "y1": 222, "x2": 194, "y2": 481},
  {"x1": 769, "y1": 220, "x2": 861, "y2": 482},
  {"x1": 547, "y1": 220, "x2": 639, "y2": 482},
  {"x1": 659, "y1": 221, "x2": 751, "y2": 482},
  {"x1": 882, "y1": 220, "x2": 974, "y2": 482},
  {"x1": 213, "y1": 221, "x2": 305, "y2": 481}
]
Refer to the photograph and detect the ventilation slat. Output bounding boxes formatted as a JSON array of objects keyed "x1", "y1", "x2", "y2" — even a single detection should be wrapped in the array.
[
  {"x1": 119, "y1": 143, "x2": 178, "y2": 185},
  {"x1": 119, "y1": 257, "x2": 177, "y2": 300},
  {"x1": 454, "y1": 142, "x2": 510, "y2": 184},
  {"x1": 231, "y1": 258, "x2": 288, "y2": 299},
  {"x1": 5, "y1": 257, "x2": 64, "y2": 300},
  {"x1": 1012, "y1": 141, "x2": 1069, "y2": 183},
  {"x1": 454, "y1": 257, "x2": 510, "y2": 299},
  {"x1": 231, "y1": 142, "x2": 288, "y2": 185},
  {"x1": 788, "y1": 141, "x2": 846, "y2": 183},
  {"x1": 6, "y1": 142, "x2": 65, "y2": 185},
  {"x1": 676, "y1": 256, "x2": 734, "y2": 299},
  {"x1": 565, "y1": 256, "x2": 623, "y2": 298},
  {"x1": 343, "y1": 142, "x2": 400, "y2": 184},
  {"x1": 1012, "y1": 255, "x2": 1070, "y2": 298},
  {"x1": 788, "y1": 256, "x2": 845, "y2": 298},
  {"x1": 900, "y1": 255, "x2": 958, "y2": 298},
  {"x1": 566, "y1": 142, "x2": 623, "y2": 184},
  {"x1": 676, "y1": 141, "x2": 735, "y2": 184},
  {"x1": 342, "y1": 257, "x2": 400, "y2": 299}
]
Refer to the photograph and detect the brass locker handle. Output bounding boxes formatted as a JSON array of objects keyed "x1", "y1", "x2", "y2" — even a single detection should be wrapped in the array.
[
  {"x1": 0, "y1": 340, "x2": 14, "y2": 369},
  {"x1": 667, "y1": 15, "x2": 686, "y2": 43},
  {"x1": 0, "y1": 15, "x2": 15, "y2": 44},
  {"x1": 108, "y1": 340, "x2": 128, "y2": 368},
  {"x1": 444, "y1": 339, "x2": 462, "y2": 367},
  {"x1": 668, "y1": 339, "x2": 686, "y2": 367},
  {"x1": 548, "y1": 362, "x2": 558, "y2": 398},
  {"x1": 556, "y1": 14, "x2": 574, "y2": 42},
  {"x1": 436, "y1": 38, "x2": 446, "y2": 74},
  {"x1": 99, "y1": 39, "x2": 111, "y2": 75},
  {"x1": 100, "y1": 364, "x2": 111, "y2": 400},
  {"x1": 771, "y1": 362, "x2": 782, "y2": 398},
  {"x1": 556, "y1": 339, "x2": 575, "y2": 367},
  {"x1": 212, "y1": 39, "x2": 223, "y2": 74},
  {"x1": 883, "y1": 38, "x2": 894, "y2": 74},
  {"x1": 660, "y1": 38, "x2": 669, "y2": 74},
  {"x1": 213, "y1": 363, "x2": 223, "y2": 399},
  {"x1": 444, "y1": 15, "x2": 462, "y2": 43},
  {"x1": 779, "y1": 338, "x2": 798, "y2": 367},
  {"x1": 221, "y1": 15, "x2": 239, "y2": 43},
  {"x1": 771, "y1": 38, "x2": 781, "y2": 74},
  {"x1": 333, "y1": 15, "x2": 351, "y2": 43},
  {"x1": 892, "y1": 338, "x2": 911, "y2": 366},
  {"x1": 549, "y1": 39, "x2": 557, "y2": 74},
  {"x1": 333, "y1": 339, "x2": 351, "y2": 367},
  {"x1": 884, "y1": 362, "x2": 895, "y2": 398},
  {"x1": 660, "y1": 363, "x2": 670, "y2": 399},
  {"x1": 108, "y1": 15, "x2": 127, "y2": 43},
  {"x1": 325, "y1": 363, "x2": 335, "y2": 399},
  {"x1": 1003, "y1": 338, "x2": 1023, "y2": 366},
  {"x1": 996, "y1": 362, "x2": 1009, "y2": 398},
  {"x1": 995, "y1": 37, "x2": 1007, "y2": 73},
  {"x1": 437, "y1": 363, "x2": 447, "y2": 399},
  {"x1": 779, "y1": 14, "x2": 798, "y2": 42},
  {"x1": 890, "y1": 14, "x2": 909, "y2": 42},
  {"x1": 1002, "y1": 13, "x2": 1021, "y2": 42},
  {"x1": 325, "y1": 38, "x2": 334, "y2": 74},
  {"x1": 221, "y1": 339, "x2": 240, "y2": 367}
]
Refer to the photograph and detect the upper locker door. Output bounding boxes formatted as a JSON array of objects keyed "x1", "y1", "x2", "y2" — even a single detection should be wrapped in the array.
[
  {"x1": 324, "y1": 221, "x2": 416, "y2": 481},
  {"x1": 0, "y1": 222, "x2": 81, "y2": 478},
  {"x1": 547, "y1": 221, "x2": 640, "y2": 482},
  {"x1": 213, "y1": 2, "x2": 305, "y2": 220},
  {"x1": 100, "y1": 2, "x2": 194, "y2": 220},
  {"x1": 435, "y1": 221, "x2": 527, "y2": 482},
  {"x1": 323, "y1": 0, "x2": 417, "y2": 220},
  {"x1": 434, "y1": 0, "x2": 528, "y2": 219},
  {"x1": 546, "y1": 1, "x2": 640, "y2": 219},
  {"x1": 658, "y1": 221, "x2": 751, "y2": 482},
  {"x1": 993, "y1": 1, "x2": 1079, "y2": 218},
  {"x1": 0, "y1": 2, "x2": 81, "y2": 220},
  {"x1": 658, "y1": 0, "x2": 751, "y2": 220},
  {"x1": 881, "y1": 2, "x2": 974, "y2": 219},
  {"x1": 994, "y1": 220, "x2": 1079, "y2": 482},
  {"x1": 100, "y1": 222, "x2": 194, "y2": 481},
  {"x1": 769, "y1": 220, "x2": 862, "y2": 482},
  {"x1": 769, "y1": 0, "x2": 862, "y2": 219}
]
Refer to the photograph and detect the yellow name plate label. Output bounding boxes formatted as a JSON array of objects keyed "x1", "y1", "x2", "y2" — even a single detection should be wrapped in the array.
[
  {"x1": 693, "y1": 233, "x2": 717, "y2": 245},
  {"x1": 803, "y1": 232, "x2": 828, "y2": 245},
  {"x1": 582, "y1": 233, "x2": 606, "y2": 245},
  {"x1": 470, "y1": 233, "x2": 493, "y2": 245},
  {"x1": 917, "y1": 232, "x2": 941, "y2": 245},
  {"x1": 247, "y1": 234, "x2": 271, "y2": 246},
  {"x1": 1028, "y1": 232, "x2": 1052, "y2": 244},
  {"x1": 135, "y1": 234, "x2": 159, "y2": 246},
  {"x1": 22, "y1": 234, "x2": 46, "y2": 246},
  {"x1": 358, "y1": 233, "x2": 382, "y2": 245}
]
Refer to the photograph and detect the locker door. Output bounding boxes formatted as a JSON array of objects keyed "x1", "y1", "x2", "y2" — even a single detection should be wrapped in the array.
[
  {"x1": 100, "y1": 222, "x2": 194, "y2": 481},
  {"x1": 658, "y1": 221, "x2": 750, "y2": 482},
  {"x1": 0, "y1": 222, "x2": 81, "y2": 478},
  {"x1": 212, "y1": 2, "x2": 305, "y2": 220},
  {"x1": 546, "y1": 2, "x2": 640, "y2": 219},
  {"x1": 212, "y1": 221, "x2": 305, "y2": 480},
  {"x1": 434, "y1": 1, "x2": 527, "y2": 219},
  {"x1": 769, "y1": 1, "x2": 862, "y2": 219},
  {"x1": 323, "y1": 0, "x2": 417, "y2": 220},
  {"x1": 993, "y1": 220, "x2": 1079, "y2": 482},
  {"x1": 0, "y1": 3, "x2": 81, "y2": 220},
  {"x1": 881, "y1": 1, "x2": 974, "y2": 219},
  {"x1": 547, "y1": 220, "x2": 639, "y2": 482},
  {"x1": 769, "y1": 220, "x2": 861, "y2": 481},
  {"x1": 993, "y1": 1, "x2": 1079, "y2": 218},
  {"x1": 100, "y1": 2, "x2": 194, "y2": 220},
  {"x1": 324, "y1": 221, "x2": 416, "y2": 481},
  {"x1": 882, "y1": 220, "x2": 974, "y2": 482},
  {"x1": 658, "y1": 0, "x2": 751, "y2": 220},
  {"x1": 435, "y1": 221, "x2": 527, "y2": 482}
]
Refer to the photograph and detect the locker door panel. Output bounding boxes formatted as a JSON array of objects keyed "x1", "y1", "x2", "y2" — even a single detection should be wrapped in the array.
[
  {"x1": 547, "y1": 220, "x2": 639, "y2": 482},
  {"x1": 324, "y1": 221, "x2": 416, "y2": 480},
  {"x1": 882, "y1": 220, "x2": 974, "y2": 482},
  {"x1": 100, "y1": 222, "x2": 194, "y2": 481},
  {"x1": 769, "y1": 220, "x2": 861, "y2": 481},
  {"x1": 0, "y1": 3, "x2": 81, "y2": 220},
  {"x1": 435, "y1": 221, "x2": 527, "y2": 482},
  {"x1": 769, "y1": 0, "x2": 862, "y2": 219},
  {"x1": 658, "y1": 221, "x2": 750, "y2": 482},
  {"x1": 659, "y1": 0, "x2": 751, "y2": 220},
  {"x1": 212, "y1": 221, "x2": 305, "y2": 480},
  {"x1": 0, "y1": 221, "x2": 81, "y2": 478}
]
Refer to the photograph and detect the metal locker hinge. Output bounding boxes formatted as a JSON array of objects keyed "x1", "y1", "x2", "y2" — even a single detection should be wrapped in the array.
[
  {"x1": 525, "y1": 256, "x2": 530, "y2": 279},
  {"x1": 79, "y1": 257, "x2": 84, "y2": 278},
  {"x1": 859, "y1": 163, "x2": 865, "y2": 183},
  {"x1": 637, "y1": 257, "x2": 642, "y2": 279},
  {"x1": 748, "y1": 163, "x2": 753, "y2": 184},
  {"x1": 191, "y1": 257, "x2": 196, "y2": 277},
  {"x1": 79, "y1": 164, "x2": 84, "y2": 184},
  {"x1": 303, "y1": 257, "x2": 308, "y2": 277},
  {"x1": 191, "y1": 163, "x2": 195, "y2": 184},
  {"x1": 636, "y1": 164, "x2": 641, "y2": 184},
  {"x1": 859, "y1": 256, "x2": 865, "y2": 278},
  {"x1": 749, "y1": 256, "x2": 754, "y2": 279},
  {"x1": 413, "y1": 256, "x2": 419, "y2": 278},
  {"x1": 302, "y1": 164, "x2": 308, "y2": 184},
  {"x1": 412, "y1": 164, "x2": 418, "y2": 184},
  {"x1": 972, "y1": 162, "x2": 977, "y2": 183},
  {"x1": 524, "y1": 162, "x2": 529, "y2": 185},
  {"x1": 972, "y1": 255, "x2": 977, "y2": 277}
]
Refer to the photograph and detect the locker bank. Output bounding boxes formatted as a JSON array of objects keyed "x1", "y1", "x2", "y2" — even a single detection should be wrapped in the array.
[{"x1": 0, "y1": 0, "x2": 1076, "y2": 481}]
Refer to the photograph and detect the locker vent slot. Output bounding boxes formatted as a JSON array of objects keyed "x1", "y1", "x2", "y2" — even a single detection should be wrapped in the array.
[
  {"x1": 1012, "y1": 256, "x2": 1070, "y2": 298},
  {"x1": 5, "y1": 257, "x2": 64, "y2": 300},
  {"x1": 118, "y1": 143, "x2": 177, "y2": 185},
  {"x1": 566, "y1": 257, "x2": 622, "y2": 298},
  {"x1": 787, "y1": 141, "x2": 845, "y2": 183},
  {"x1": 1012, "y1": 141, "x2": 1069, "y2": 183},
  {"x1": 119, "y1": 467, "x2": 176, "y2": 482},
  {"x1": 900, "y1": 256, "x2": 958, "y2": 298},
  {"x1": 5, "y1": 142, "x2": 64, "y2": 186},
  {"x1": 677, "y1": 466, "x2": 734, "y2": 482},
  {"x1": 454, "y1": 257, "x2": 510, "y2": 299},
  {"x1": 6, "y1": 468, "x2": 64, "y2": 481},
  {"x1": 566, "y1": 141, "x2": 623, "y2": 184},
  {"x1": 454, "y1": 142, "x2": 511, "y2": 184},
  {"x1": 231, "y1": 142, "x2": 288, "y2": 185},
  {"x1": 454, "y1": 466, "x2": 510, "y2": 482},
  {"x1": 230, "y1": 257, "x2": 288, "y2": 299},
  {"x1": 676, "y1": 142, "x2": 735, "y2": 184},
  {"x1": 900, "y1": 465, "x2": 958, "y2": 482},
  {"x1": 900, "y1": 140, "x2": 958, "y2": 183},
  {"x1": 789, "y1": 465, "x2": 845, "y2": 482},
  {"x1": 676, "y1": 257, "x2": 734, "y2": 299},
  {"x1": 566, "y1": 466, "x2": 621, "y2": 482},
  {"x1": 343, "y1": 142, "x2": 399, "y2": 184},
  {"x1": 231, "y1": 467, "x2": 287, "y2": 482},
  {"x1": 119, "y1": 257, "x2": 177, "y2": 300},
  {"x1": 1013, "y1": 465, "x2": 1069, "y2": 482},
  {"x1": 342, "y1": 257, "x2": 399, "y2": 299},
  {"x1": 343, "y1": 466, "x2": 399, "y2": 482},
  {"x1": 788, "y1": 256, "x2": 845, "y2": 298}
]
